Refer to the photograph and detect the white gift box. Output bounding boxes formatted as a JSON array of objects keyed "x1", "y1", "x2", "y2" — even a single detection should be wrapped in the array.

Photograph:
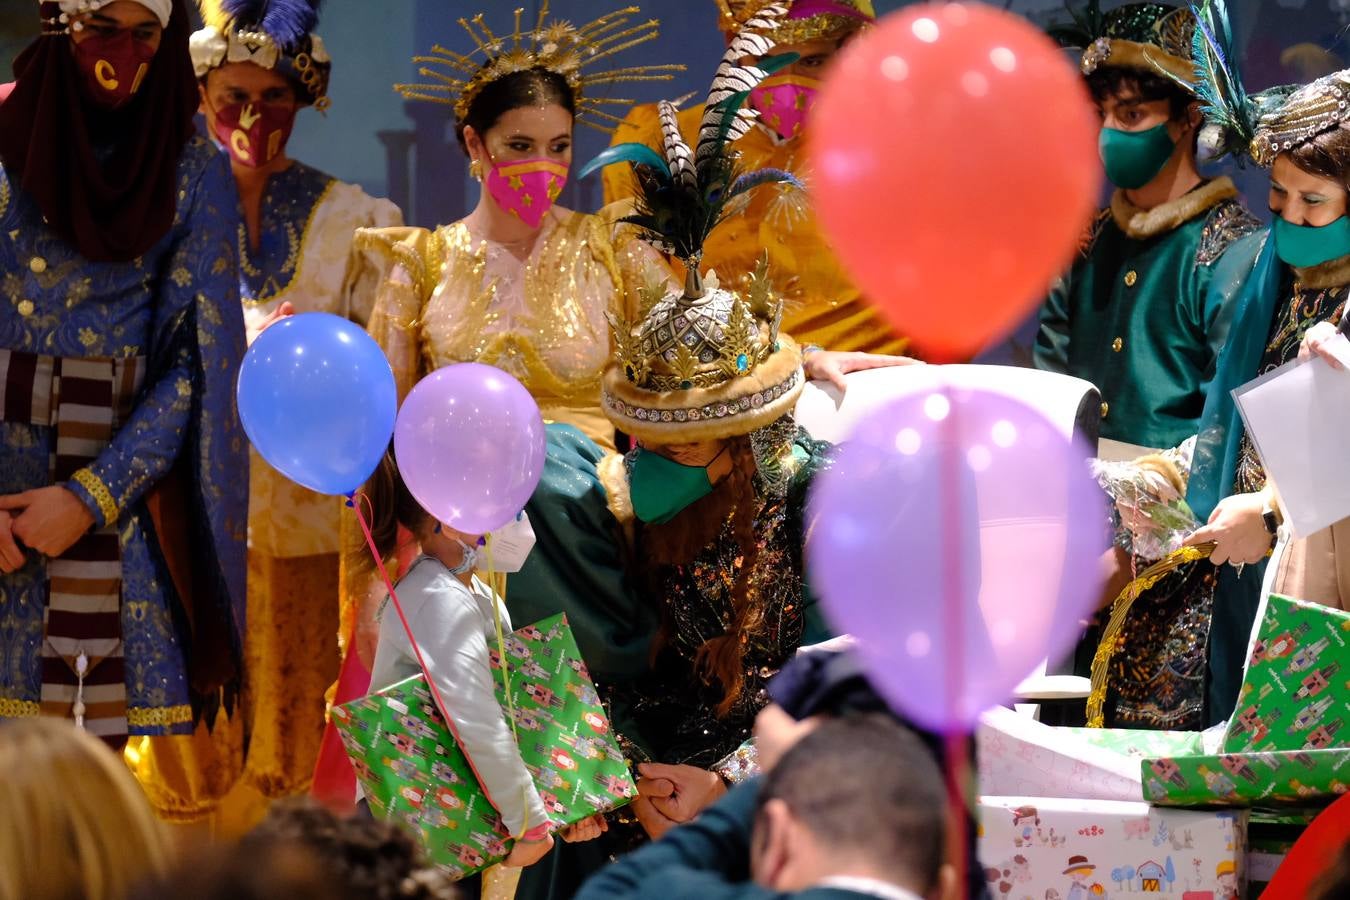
[
  {"x1": 977, "y1": 707, "x2": 1144, "y2": 802},
  {"x1": 979, "y1": 796, "x2": 1247, "y2": 899}
]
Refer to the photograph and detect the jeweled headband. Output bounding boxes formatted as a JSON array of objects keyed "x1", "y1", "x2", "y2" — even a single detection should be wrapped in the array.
[{"x1": 1249, "y1": 71, "x2": 1350, "y2": 167}]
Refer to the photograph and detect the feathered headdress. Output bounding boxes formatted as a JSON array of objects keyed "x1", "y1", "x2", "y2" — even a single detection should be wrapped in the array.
[
  {"x1": 579, "y1": 3, "x2": 802, "y2": 297},
  {"x1": 584, "y1": 4, "x2": 808, "y2": 445},
  {"x1": 190, "y1": 0, "x2": 331, "y2": 108},
  {"x1": 395, "y1": 3, "x2": 683, "y2": 132},
  {"x1": 1169, "y1": 0, "x2": 1298, "y2": 163},
  {"x1": 1050, "y1": 1, "x2": 1198, "y2": 87}
]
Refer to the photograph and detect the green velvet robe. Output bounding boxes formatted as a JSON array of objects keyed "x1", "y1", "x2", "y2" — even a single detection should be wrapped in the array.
[{"x1": 1035, "y1": 178, "x2": 1259, "y2": 450}]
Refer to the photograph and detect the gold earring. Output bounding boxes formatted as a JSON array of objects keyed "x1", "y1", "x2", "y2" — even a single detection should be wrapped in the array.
[{"x1": 469, "y1": 159, "x2": 483, "y2": 181}]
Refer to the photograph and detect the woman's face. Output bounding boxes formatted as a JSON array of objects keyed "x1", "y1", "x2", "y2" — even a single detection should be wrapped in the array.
[
  {"x1": 72, "y1": 0, "x2": 162, "y2": 53},
  {"x1": 466, "y1": 103, "x2": 574, "y2": 170},
  {"x1": 748, "y1": 37, "x2": 842, "y2": 80},
  {"x1": 1270, "y1": 154, "x2": 1349, "y2": 227}
]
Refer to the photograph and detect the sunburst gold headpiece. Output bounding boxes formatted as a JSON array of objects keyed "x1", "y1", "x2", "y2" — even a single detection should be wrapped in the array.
[{"x1": 396, "y1": 3, "x2": 683, "y2": 132}]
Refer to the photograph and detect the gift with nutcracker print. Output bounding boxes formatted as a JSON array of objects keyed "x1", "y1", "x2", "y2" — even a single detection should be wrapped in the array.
[
  {"x1": 1141, "y1": 746, "x2": 1350, "y2": 807},
  {"x1": 1221, "y1": 594, "x2": 1350, "y2": 754},
  {"x1": 331, "y1": 614, "x2": 635, "y2": 878}
]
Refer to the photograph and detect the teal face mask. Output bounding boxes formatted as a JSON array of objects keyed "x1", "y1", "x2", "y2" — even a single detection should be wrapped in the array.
[
  {"x1": 1098, "y1": 124, "x2": 1176, "y2": 190},
  {"x1": 1273, "y1": 215, "x2": 1350, "y2": 268},
  {"x1": 629, "y1": 446, "x2": 726, "y2": 525}
]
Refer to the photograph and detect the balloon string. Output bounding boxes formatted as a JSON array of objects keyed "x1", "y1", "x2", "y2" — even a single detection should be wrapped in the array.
[
  {"x1": 344, "y1": 495, "x2": 519, "y2": 837},
  {"x1": 938, "y1": 393, "x2": 970, "y2": 900}
]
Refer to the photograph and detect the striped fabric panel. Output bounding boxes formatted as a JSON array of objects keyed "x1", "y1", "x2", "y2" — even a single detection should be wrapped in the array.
[{"x1": 2, "y1": 350, "x2": 146, "y2": 748}]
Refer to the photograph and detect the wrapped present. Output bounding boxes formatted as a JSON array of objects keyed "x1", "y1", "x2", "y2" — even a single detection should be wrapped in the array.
[
  {"x1": 978, "y1": 796, "x2": 1247, "y2": 899},
  {"x1": 332, "y1": 614, "x2": 635, "y2": 878},
  {"x1": 1062, "y1": 726, "x2": 1202, "y2": 760},
  {"x1": 1141, "y1": 748, "x2": 1350, "y2": 807},
  {"x1": 977, "y1": 708, "x2": 1144, "y2": 802},
  {"x1": 1222, "y1": 594, "x2": 1349, "y2": 754}
]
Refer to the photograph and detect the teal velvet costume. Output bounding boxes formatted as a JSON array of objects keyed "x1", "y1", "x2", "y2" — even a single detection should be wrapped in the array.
[
  {"x1": 1036, "y1": 179, "x2": 1258, "y2": 449},
  {"x1": 510, "y1": 422, "x2": 833, "y2": 900}
]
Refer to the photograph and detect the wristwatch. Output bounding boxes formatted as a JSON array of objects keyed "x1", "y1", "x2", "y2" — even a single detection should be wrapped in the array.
[{"x1": 1261, "y1": 499, "x2": 1281, "y2": 536}]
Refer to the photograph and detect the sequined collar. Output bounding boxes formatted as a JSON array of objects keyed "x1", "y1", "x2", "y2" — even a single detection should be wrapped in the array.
[
  {"x1": 1293, "y1": 252, "x2": 1350, "y2": 290},
  {"x1": 1110, "y1": 177, "x2": 1239, "y2": 239},
  {"x1": 239, "y1": 161, "x2": 334, "y2": 305}
]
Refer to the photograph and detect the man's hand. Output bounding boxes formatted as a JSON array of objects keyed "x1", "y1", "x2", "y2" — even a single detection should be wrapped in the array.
[
  {"x1": 637, "y1": 762, "x2": 726, "y2": 825},
  {"x1": 803, "y1": 350, "x2": 922, "y2": 392},
  {"x1": 0, "y1": 510, "x2": 25, "y2": 573},
  {"x1": 0, "y1": 486, "x2": 96, "y2": 558}
]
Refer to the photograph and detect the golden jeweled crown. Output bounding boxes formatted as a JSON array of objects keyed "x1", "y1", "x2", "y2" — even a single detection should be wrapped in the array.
[
  {"x1": 395, "y1": 3, "x2": 682, "y2": 131},
  {"x1": 609, "y1": 261, "x2": 784, "y2": 394}
]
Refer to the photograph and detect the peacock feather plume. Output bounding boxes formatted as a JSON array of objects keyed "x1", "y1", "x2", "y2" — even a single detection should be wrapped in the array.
[{"x1": 577, "y1": 2, "x2": 802, "y2": 297}]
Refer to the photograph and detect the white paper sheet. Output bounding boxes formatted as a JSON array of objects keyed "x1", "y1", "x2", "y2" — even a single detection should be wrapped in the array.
[{"x1": 1234, "y1": 343, "x2": 1350, "y2": 538}]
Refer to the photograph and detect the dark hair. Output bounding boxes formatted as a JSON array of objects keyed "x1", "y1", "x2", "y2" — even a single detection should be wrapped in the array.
[
  {"x1": 455, "y1": 67, "x2": 576, "y2": 152},
  {"x1": 128, "y1": 843, "x2": 342, "y2": 900},
  {"x1": 354, "y1": 445, "x2": 432, "y2": 572},
  {"x1": 1086, "y1": 66, "x2": 1193, "y2": 121},
  {"x1": 756, "y1": 714, "x2": 948, "y2": 892},
  {"x1": 1287, "y1": 124, "x2": 1350, "y2": 190},
  {"x1": 639, "y1": 436, "x2": 767, "y2": 715},
  {"x1": 240, "y1": 799, "x2": 459, "y2": 900}
]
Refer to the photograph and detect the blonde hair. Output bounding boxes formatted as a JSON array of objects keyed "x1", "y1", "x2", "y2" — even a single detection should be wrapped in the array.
[{"x1": 0, "y1": 719, "x2": 173, "y2": 900}]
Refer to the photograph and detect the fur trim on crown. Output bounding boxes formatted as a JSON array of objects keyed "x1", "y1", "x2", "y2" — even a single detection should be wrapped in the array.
[
  {"x1": 1085, "y1": 39, "x2": 1196, "y2": 88},
  {"x1": 602, "y1": 335, "x2": 804, "y2": 444}
]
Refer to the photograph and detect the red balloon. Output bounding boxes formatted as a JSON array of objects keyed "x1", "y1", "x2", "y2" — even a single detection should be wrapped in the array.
[{"x1": 809, "y1": 3, "x2": 1100, "y2": 361}]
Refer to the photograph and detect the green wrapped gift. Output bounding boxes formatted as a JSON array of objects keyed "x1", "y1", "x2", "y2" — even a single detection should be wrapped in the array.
[
  {"x1": 1222, "y1": 594, "x2": 1350, "y2": 754},
  {"x1": 1062, "y1": 727, "x2": 1202, "y2": 759},
  {"x1": 331, "y1": 614, "x2": 635, "y2": 878},
  {"x1": 1141, "y1": 748, "x2": 1350, "y2": 807}
]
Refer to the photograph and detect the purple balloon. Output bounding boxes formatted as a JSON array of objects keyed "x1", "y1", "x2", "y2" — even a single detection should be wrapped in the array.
[
  {"x1": 393, "y1": 363, "x2": 547, "y2": 535},
  {"x1": 806, "y1": 384, "x2": 1108, "y2": 733}
]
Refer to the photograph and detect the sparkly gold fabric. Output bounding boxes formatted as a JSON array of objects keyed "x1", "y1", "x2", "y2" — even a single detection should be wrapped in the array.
[
  {"x1": 1251, "y1": 71, "x2": 1350, "y2": 166},
  {"x1": 355, "y1": 209, "x2": 669, "y2": 450},
  {"x1": 714, "y1": 0, "x2": 874, "y2": 42}
]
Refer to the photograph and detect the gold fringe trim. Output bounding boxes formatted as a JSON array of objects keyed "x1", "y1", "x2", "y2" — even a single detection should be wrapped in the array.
[
  {"x1": 1110, "y1": 178, "x2": 1239, "y2": 240},
  {"x1": 127, "y1": 704, "x2": 194, "y2": 729},
  {"x1": 0, "y1": 698, "x2": 41, "y2": 718},
  {"x1": 71, "y1": 467, "x2": 119, "y2": 525},
  {"x1": 1086, "y1": 543, "x2": 1215, "y2": 728}
]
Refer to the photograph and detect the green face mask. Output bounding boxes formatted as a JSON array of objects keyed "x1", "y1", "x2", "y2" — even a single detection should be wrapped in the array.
[
  {"x1": 1098, "y1": 124, "x2": 1176, "y2": 190},
  {"x1": 1273, "y1": 215, "x2": 1350, "y2": 268},
  {"x1": 629, "y1": 446, "x2": 726, "y2": 525}
]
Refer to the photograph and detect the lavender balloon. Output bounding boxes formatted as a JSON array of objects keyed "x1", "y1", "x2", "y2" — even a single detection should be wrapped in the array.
[
  {"x1": 394, "y1": 363, "x2": 547, "y2": 535},
  {"x1": 806, "y1": 384, "x2": 1108, "y2": 733}
]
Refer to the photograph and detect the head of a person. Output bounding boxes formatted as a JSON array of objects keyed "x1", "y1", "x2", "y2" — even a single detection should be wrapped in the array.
[
  {"x1": 237, "y1": 799, "x2": 459, "y2": 900},
  {"x1": 1252, "y1": 72, "x2": 1350, "y2": 267},
  {"x1": 199, "y1": 62, "x2": 300, "y2": 167},
  {"x1": 128, "y1": 843, "x2": 341, "y2": 900},
  {"x1": 356, "y1": 445, "x2": 481, "y2": 574},
  {"x1": 1074, "y1": 4, "x2": 1202, "y2": 190},
  {"x1": 62, "y1": 0, "x2": 173, "y2": 110},
  {"x1": 751, "y1": 713, "x2": 955, "y2": 899},
  {"x1": 457, "y1": 67, "x2": 575, "y2": 176},
  {"x1": 722, "y1": 0, "x2": 873, "y2": 141},
  {"x1": 0, "y1": 718, "x2": 173, "y2": 900}
]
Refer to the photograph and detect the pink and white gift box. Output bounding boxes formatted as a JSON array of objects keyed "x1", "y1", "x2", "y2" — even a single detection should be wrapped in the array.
[
  {"x1": 978, "y1": 707, "x2": 1144, "y2": 802},
  {"x1": 979, "y1": 796, "x2": 1247, "y2": 900}
]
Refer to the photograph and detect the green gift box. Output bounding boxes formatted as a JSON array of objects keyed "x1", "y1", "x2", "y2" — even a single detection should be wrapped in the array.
[
  {"x1": 1061, "y1": 727, "x2": 1202, "y2": 760},
  {"x1": 1222, "y1": 594, "x2": 1350, "y2": 754},
  {"x1": 1141, "y1": 748, "x2": 1350, "y2": 807},
  {"x1": 331, "y1": 613, "x2": 635, "y2": 878}
]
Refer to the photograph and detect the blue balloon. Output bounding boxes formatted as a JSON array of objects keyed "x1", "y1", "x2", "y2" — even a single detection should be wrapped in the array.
[{"x1": 237, "y1": 312, "x2": 397, "y2": 496}]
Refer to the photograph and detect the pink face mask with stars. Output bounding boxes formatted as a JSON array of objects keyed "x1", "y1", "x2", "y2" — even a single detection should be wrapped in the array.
[
  {"x1": 484, "y1": 158, "x2": 569, "y2": 228},
  {"x1": 749, "y1": 74, "x2": 822, "y2": 142}
]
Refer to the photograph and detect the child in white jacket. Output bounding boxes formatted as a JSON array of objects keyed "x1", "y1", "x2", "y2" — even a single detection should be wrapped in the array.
[{"x1": 361, "y1": 451, "x2": 555, "y2": 868}]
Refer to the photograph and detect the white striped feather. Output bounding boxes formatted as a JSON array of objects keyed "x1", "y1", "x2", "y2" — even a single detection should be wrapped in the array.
[
  {"x1": 695, "y1": 2, "x2": 788, "y2": 166},
  {"x1": 659, "y1": 100, "x2": 697, "y2": 188}
]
